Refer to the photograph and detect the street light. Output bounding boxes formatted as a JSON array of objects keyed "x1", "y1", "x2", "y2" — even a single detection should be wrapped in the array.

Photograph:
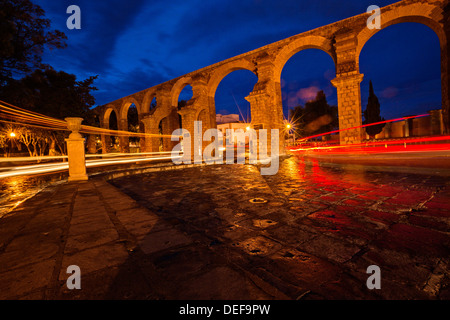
[{"x1": 9, "y1": 132, "x2": 16, "y2": 157}]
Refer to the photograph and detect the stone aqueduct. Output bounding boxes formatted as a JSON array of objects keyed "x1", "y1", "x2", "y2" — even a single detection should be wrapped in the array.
[{"x1": 95, "y1": 0, "x2": 450, "y2": 155}]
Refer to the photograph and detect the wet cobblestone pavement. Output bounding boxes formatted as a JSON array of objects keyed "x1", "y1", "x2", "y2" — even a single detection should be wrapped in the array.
[
  {"x1": 0, "y1": 173, "x2": 67, "y2": 218},
  {"x1": 0, "y1": 156, "x2": 449, "y2": 300},
  {"x1": 108, "y1": 156, "x2": 450, "y2": 300}
]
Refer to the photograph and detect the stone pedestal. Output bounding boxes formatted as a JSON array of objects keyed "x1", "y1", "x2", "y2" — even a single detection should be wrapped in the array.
[{"x1": 65, "y1": 117, "x2": 88, "y2": 182}]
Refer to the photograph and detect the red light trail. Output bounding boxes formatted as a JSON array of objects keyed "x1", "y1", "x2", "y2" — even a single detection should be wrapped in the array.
[
  {"x1": 288, "y1": 114, "x2": 450, "y2": 155},
  {"x1": 295, "y1": 114, "x2": 430, "y2": 143}
]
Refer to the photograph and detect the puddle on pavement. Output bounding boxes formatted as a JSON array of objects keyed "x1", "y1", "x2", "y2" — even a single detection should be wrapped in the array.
[
  {"x1": 252, "y1": 219, "x2": 278, "y2": 228},
  {"x1": 0, "y1": 173, "x2": 67, "y2": 218},
  {"x1": 249, "y1": 198, "x2": 268, "y2": 204},
  {"x1": 233, "y1": 236, "x2": 281, "y2": 256}
]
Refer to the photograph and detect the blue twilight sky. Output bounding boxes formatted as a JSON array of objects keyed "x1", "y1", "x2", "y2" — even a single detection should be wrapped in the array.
[{"x1": 34, "y1": 0, "x2": 442, "y2": 122}]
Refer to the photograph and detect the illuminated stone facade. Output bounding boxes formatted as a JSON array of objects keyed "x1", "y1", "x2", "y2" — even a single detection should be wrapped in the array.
[{"x1": 95, "y1": 0, "x2": 450, "y2": 153}]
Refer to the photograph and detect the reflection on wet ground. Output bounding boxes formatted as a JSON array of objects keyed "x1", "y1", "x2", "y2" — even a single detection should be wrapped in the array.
[
  {"x1": 105, "y1": 156, "x2": 450, "y2": 299},
  {"x1": 0, "y1": 172, "x2": 68, "y2": 218},
  {"x1": 1, "y1": 156, "x2": 449, "y2": 299}
]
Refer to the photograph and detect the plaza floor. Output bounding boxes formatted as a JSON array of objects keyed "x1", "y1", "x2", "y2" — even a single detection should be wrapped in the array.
[{"x1": 0, "y1": 156, "x2": 449, "y2": 300}]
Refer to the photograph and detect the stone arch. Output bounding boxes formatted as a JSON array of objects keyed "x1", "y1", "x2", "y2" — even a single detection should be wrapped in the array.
[
  {"x1": 273, "y1": 35, "x2": 336, "y2": 82},
  {"x1": 100, "y1": 106, "x2": 120, "y2": 153},
  {"x1": 171, "y1": 77, "x2": 193, "y2": 107},
  {"x1": 206, "y1": 60, "x2": 258, "y2": 130},
  {"x1": 141, "y1": 89, "x2": 158, "y2": 114},
  {"x1": 152, "y1": 106, "x2": 174, "y2": 129},
  {"x1": 154, "y1": 109, "x2": 180, "y2": 152},
  {"x1": 102, "y1": 105, "x2": 119, "y2": 129},
  {"x1": 207, "y1": 59, "x2": 257, "y2": 98},
  {"x1": 93, "y1": 0, "x2": 449, "y2": 143},
  {"x1": 356, "y1": 2, "x2": 447, "y2": 133},
  {"x1": 356, "y1": 4, "x2": 446, "y2": 64},
  {"x1": 119, "y1": 97, "x2": 141, "y2": 123},
  {"x1": 196, "y1": 107, "x2": 210, "y2": 125}
]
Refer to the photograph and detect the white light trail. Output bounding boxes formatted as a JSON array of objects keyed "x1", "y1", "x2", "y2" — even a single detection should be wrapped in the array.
[{"x1": 0, "y1": 155, "x2": 181, "y2": 179}]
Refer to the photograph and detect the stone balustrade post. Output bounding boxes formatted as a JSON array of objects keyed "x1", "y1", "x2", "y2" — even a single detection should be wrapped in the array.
[{"x1": 65, "y1": 117, "x2": 88, "y2": 182}]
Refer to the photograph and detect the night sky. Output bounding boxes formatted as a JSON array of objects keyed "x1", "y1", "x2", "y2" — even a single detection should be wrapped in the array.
[{"x1": 34, "y1": 0, "x2": 442, "y2": 122}]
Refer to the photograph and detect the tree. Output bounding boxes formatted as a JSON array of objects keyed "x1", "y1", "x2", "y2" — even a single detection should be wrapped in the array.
[
  {"x1": 0, "y1": 68, "x2": 98, "y2": 157},
  {"x1": 304, "y1": 90, "x2": 328, "y2": 120},
  {"x1": 0, "y1": 123, "x2": 22, "y2": 156},
  {"x1": 127, "y1": 105, "x2": 139, "y2": 145},
  {"x1": 0, "y1": 67, "x2": 98, "y2": 125},
  {"x1": 18, "y1": 126, "x2": 36, "y2": 157},
  {"x1": 289, "y1": 104, "x2": 307, "y2": 137},
  {"x1": 0, "y1": 1, "x2": 98, "y2": 158},
  {"x1": 289, "y1": 90, "x2": 338, "y2": 138},
  {"x1": 0, "y1": 0, "x2": 67, "y2": 85},
  {"x1": 178, "y1": 100, "x2": 187, "y2": 109},
  {"x1": 363, "y1": 81, "x2": 385, "y2": 139},
  {"x1": 0, "y1": 131, "x2": 6, "y2": 153},
  {"x1": 127, "y1": 105, "x2": 139, "y2": 131}
]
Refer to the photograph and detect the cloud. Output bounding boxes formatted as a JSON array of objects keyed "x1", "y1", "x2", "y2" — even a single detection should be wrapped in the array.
[
  {"x1": 33, "y1": 0, "x2": 438, "y2": 117},
  {"x1": 305, "y1": 114, "x2": 333, "y2": 133},
  {"x1": 37, "y1": 0, "x2": 150, "y2": 85},
  {"x1": 381, "y1": 86, "x2": 399, "y2": 99},
  {"x1": 95, "y1": 67, "x2": 168, "y2": 105},
  {"x1": 297, "y1": 86, "x2": 320, "y2": 102}
]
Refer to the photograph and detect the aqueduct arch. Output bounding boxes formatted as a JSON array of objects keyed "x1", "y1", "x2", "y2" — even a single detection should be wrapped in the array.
[
  {"x1": 356, "y1": 5, "x2": 449, "y2": 137},
  {"x1": 272, "y1": 35, "x2": 336, "y2": 82},
  {"x1": 207, "y1": 60, "x2": 257, "y2": 98},
  {"x1": 141, "y1": 90, "x2": 157, "y2": 114},
  {"x1": 94, "y1": 0, "x2": 449, "y2": 153},
  {"x1": 99, "y1": 106, "x2": 119, "y2": 153}
]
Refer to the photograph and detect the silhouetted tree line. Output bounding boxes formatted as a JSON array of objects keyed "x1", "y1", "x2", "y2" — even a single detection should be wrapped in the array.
[
  {"x1": 363, "y1": 81, "x2": 385, "y2": 138},
  {"x1": 0, "y1": 0, "x2": 99, "y2": 157},
  {"x1": 289, "y1": 83, "x2": 385, "y2": 141},
  {"x1": 289, "y1": 90, "x2": 339, "y2": 139}
]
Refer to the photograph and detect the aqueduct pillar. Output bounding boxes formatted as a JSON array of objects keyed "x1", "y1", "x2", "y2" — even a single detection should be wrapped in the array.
[
  {"x1": 246, "y1": 55, "x2": 285, "y2": 155},
  {"x1": 99, "y1": 116, "x2": 111, "y2": 154},
  {"x1": 442, "y1": 5, "x2": 450, "y2": 134},
  {"x1": 332, "y1": 32, "x2": 364, "y2": 145},
  {"x1": 140, "y1": 117, "x2": 159, "y2": 153},
  {"x1": 118, "y1": 118, "x2": 129, "y2": 153},
  {"x1": 156, "y1": 90, "x2": 179, "y2": 152},
  {"x1": 160, "y1": 109, "x2": 180, "y2": 152},
  {"x1": 178, "y1": 106, "x2": 197, "y2": 161},
  {"x1": 97, "y1": 0, "x2": 449, "y2": 150},
  {"x1": 192, "y1": 77, "x2": 212, "y2": 156}
]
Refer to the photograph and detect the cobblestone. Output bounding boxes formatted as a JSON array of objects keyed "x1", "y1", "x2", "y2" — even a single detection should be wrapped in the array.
[{"x1": 0, "y1": 156, "x2": 449, "y2": 299}]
